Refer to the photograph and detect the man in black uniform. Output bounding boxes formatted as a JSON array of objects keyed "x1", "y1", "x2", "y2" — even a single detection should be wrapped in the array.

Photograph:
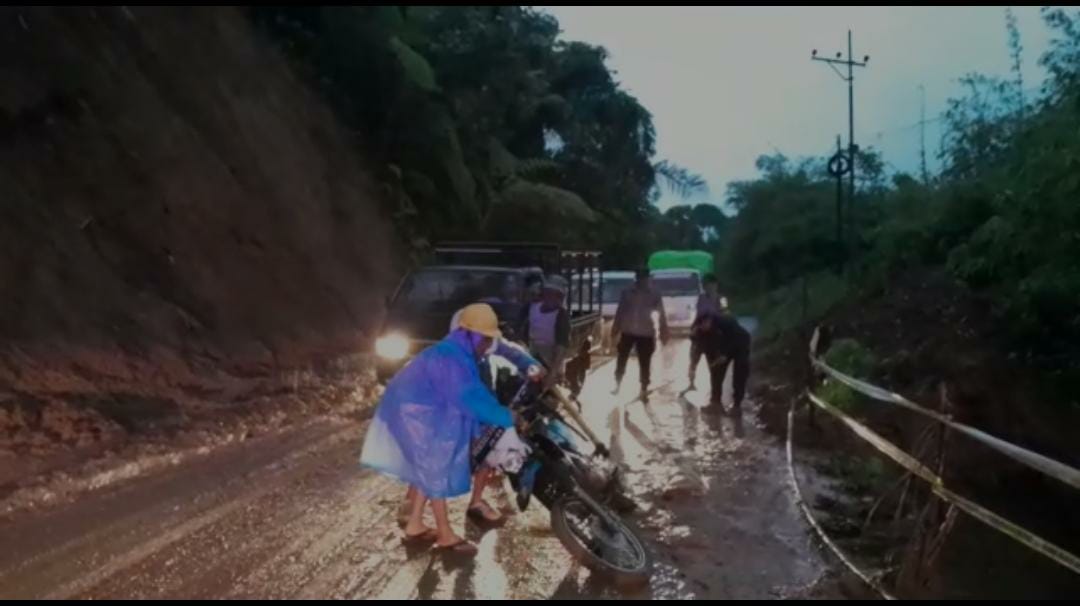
[{"x1": 692, "y1": 310, "x2": 751, "y2": 409}]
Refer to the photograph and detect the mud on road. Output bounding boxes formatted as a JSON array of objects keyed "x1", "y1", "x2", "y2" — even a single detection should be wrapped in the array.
[{"x1": 0, "y1": 340, "x2": 842, "y2": 599}]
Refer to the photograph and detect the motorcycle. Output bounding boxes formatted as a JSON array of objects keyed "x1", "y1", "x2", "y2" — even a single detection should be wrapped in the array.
[{"x1": 479, "y1": 369, "x2": 652, "y2": 587}]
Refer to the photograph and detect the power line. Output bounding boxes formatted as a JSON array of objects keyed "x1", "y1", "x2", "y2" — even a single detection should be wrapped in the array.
[
  {"x1": 857, "y1": 81, "x2": 1046, "y2": 181},
  {"x1": 868, "y1": 116, "x2": 945, "y2": 140},
  {"x1": 865, "y1": 83, "x2": 1044, "y2": 141}
]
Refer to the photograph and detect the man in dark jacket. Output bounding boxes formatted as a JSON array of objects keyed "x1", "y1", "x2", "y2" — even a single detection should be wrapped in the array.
[
  {"x1": 692, "y1": 310, "x2": 751, "y2": 409},
  {"x1": 688, "y1": 273, "x2": 728, "y2": 390}
]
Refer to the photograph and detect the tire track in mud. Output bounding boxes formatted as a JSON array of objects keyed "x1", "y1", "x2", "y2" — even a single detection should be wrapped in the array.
[
  {"x1": 0, "y1": 421, "x2": 356, "y2": 599},
  {"x1": 63, "y1": 425, "x2": 361, "y2": 599},
  {"x1": 236, "y1": 475, "x2": 403, "y2": 600},
  {"x1": 77, "y1": 450, "x2": 397, "y2": 599}
]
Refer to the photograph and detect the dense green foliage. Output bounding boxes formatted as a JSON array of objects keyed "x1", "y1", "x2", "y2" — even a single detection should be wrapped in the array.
[
  {"x1": 248, "y1": 6, "x2": 705, "y2": 266},
  {"x1": 708, "y1": 8, "x2": 1080, "y2": 362}
]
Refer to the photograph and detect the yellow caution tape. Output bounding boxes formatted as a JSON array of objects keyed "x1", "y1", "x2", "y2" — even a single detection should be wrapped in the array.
[
  {"x1": 811, "y1": 356, "x2": 1080, "y2": 492},
  {"x1": 786, "y1": 400, "x2": 898, "y2": 600},
  {"x1": 806, "y1": 389, "x2": 1080, "y2": 576}
]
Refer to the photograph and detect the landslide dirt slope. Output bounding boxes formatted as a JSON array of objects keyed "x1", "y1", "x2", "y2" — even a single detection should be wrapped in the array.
[{"x1": 0, "y1": 6, "x2": 397, "y2": 484}]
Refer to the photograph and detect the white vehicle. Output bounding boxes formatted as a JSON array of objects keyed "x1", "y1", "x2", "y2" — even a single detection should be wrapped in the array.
[
  {"x1": 651, "y1": 269, "x2": 703, "y2": 332},
  {"x1": 600, "y1": 271, "x2": 635, "y2": 320}
]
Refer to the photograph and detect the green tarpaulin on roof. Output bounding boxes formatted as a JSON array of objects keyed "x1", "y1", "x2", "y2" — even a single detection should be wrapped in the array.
[{"x1": 648, "y1": 250, "x2": 714, "y2": 275}]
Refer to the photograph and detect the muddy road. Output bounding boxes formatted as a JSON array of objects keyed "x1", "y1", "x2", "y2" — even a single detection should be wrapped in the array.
[{"x1": 0, "y1": 340, "x2": 839, "y2": 599}]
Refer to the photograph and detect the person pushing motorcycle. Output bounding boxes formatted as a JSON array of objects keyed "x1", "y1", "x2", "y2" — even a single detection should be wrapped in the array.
[{"x1": 360, "y1": 304, "x2": 535, "y2": 556}]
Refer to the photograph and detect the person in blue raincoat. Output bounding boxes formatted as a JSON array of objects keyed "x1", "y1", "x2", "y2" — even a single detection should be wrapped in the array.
[
  {"x1": 360, "y1": 303, "x2": 530, "y2": 555},
  {"x1": 394, "y1": 307, "x2": 543, "y2": 531}
]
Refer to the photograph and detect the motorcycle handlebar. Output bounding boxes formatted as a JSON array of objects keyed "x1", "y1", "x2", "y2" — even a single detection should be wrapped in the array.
[{"x1": 504, "y1": 377, "x2": 610, "y2": 459}]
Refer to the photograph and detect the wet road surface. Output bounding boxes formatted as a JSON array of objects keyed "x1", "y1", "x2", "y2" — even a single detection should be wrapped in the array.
[{"x1": 0, "y1": 340, "x2": 835, "y2": 599}]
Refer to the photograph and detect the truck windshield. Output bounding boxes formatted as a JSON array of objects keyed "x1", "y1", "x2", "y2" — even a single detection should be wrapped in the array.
[
  {"x1": 394, "y1": 269, "x2": 524, "y2": 312},
  {"x1": 602, "y1": 278, "x2": 633, "y2": 303},
  {"x1": 654, "y1": 275, "x2": 701, "y2": 297}
]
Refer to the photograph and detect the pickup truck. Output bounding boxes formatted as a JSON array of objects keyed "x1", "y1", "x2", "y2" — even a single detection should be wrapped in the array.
[{"x1": 374, "y1": 242, "x2": 603, "y2": 384}]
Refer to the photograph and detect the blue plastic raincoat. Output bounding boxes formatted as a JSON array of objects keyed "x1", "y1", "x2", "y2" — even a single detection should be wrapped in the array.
[{"x1": 360, "y1": 330, "x2": 528, "y2": 499}]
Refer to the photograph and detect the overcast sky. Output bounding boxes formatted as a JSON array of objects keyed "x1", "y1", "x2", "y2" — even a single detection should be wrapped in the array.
[{"x1": 541, "y1": 6, "x2": 1056, "y2": 210}]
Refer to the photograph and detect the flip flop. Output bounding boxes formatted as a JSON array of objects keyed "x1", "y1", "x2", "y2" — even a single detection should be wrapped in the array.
[
  {"x1": 401, "y1": 528, "x2": 438, "y2": 546},
  {"x1": 433, "y1": 539, "x2": 478, "y2": 557}
]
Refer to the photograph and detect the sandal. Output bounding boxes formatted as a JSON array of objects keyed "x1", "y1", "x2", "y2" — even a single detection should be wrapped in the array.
[
  {"x1": 466, "y1": 502, "x2": 506, "y2": 529},
  {"x1": 401, "y1": 528, "x2": 438, "y2": 546},
  {"x1": 433, "y1": 539, "x2": 478, "y2": 557}
]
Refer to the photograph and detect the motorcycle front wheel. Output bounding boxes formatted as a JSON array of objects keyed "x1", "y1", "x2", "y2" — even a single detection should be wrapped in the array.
[{"x1": 550, "y1": 493, "x2": 652, "y2": 588}]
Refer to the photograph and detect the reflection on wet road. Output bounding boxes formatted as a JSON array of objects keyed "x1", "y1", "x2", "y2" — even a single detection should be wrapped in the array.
[{"x1": 0, "y1": 340, "x2": 833, "y2": 600}]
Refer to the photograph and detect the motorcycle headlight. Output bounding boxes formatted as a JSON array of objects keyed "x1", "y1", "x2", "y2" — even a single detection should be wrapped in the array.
[{"x1": 375, "y1": 333, "x2": 410, "y2": 360}]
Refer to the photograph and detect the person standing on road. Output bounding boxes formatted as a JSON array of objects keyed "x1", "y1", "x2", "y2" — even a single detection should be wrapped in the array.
[
  {"x1": 519, "y1": 275, "x2": 571, "y2": 391},
  {"x1": 396, "y1": 307, "x2": 544, "y2": 533},
  {"x1": 688, "y1": 274, "x2": 727, "y2": 390},
  {"x1": 361, "y1": 303, "x2": 524, "y2": 557},
  {"x1": 693, "y1": 309, "x2": 751, "y2": 409},
  {"x1": 612, "y1": 268, "x2": 669, "y2": 402}
]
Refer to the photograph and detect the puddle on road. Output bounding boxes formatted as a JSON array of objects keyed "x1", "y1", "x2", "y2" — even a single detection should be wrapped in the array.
[{"x1": 571, "y1": 340, "x2": 833, "y2": 600}]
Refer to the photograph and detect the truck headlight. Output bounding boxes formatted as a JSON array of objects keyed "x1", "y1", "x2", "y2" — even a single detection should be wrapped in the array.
[{"x1": 376, "y1": 333, "x2": 410, "y2": 360}]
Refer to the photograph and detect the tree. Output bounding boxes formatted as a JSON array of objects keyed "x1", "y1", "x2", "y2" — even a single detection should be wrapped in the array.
[
  {"x1": 939, "y1": 73, "x2": 1015, "y2": 181},
  {"x1": 1005, "y1": 7, "x2": 1026, "y2": 115},
  {"x1": 655, "y1": 161, "x2": 708, "y2": 200},
  {"x1": 690, "y1": 203, "x2": 729, "y2": 244},
  {"x1": 717, "y1": 154, "x2": 839, "y2": 291},
  {"x1": 854, "y1": 147, "x2": 887, "y2": 195},
  {"x1": 250, "y1": 6, "x2": 704, "y2": 267}
]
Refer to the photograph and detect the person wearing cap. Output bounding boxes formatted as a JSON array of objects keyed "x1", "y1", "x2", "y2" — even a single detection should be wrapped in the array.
[
  {"x1": 518, "y1": 275, "x2": 572, "y2": 390},
  {"x1": 360, "y1": 303, "x2": 520, "y2": 557},
  {"x1": 392, "y1": 307, "x2": 543, "y2": 530},
  {"x1": 612, "y1": 268, "x2": 669, "y2": 402}
]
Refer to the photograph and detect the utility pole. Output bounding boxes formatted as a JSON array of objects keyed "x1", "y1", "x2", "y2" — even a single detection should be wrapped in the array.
[
  {"x1": 919, "y1": 85, "x2": 929, "y2": 185},
  {"x1": 827, "y1": 135, "x2": 849, "y2": 272},
  {"x1": 812, "y1": 31, "x2": 868, "y2": 242},
  {"x1": 835, "y1": 136, "x2": 844, "y2": 247}
]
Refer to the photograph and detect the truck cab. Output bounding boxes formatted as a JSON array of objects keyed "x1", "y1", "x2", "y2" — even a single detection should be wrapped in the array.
[
  {"x1": 375, "y1": 242, "x2": 602, "y2": 383},
  {"x1": 651, "y1": 268, "x2": 703, "y2": 333}
]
